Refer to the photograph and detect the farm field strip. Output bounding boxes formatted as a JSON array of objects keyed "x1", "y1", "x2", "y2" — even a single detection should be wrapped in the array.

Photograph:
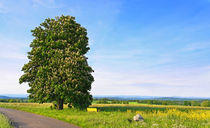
[
  {"x1": 0, "y1": 103, "x2": 210, "y2": 128},
  {"x1": 91, "y1": 103, "x2": 210, "y2": 109}
]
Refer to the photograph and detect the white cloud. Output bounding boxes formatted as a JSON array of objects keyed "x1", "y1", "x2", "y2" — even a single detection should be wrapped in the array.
[
  {"x1": 91, "y1": 66, "x2": 210, "y2": 97},
  {"x1": 182, "y1": 42, "x2": 210, "y2": 52},
  {"x1": 0, "y1": 1, "x2": 8, "y2": 13},
  {"x1": 0, "y1": 36, "x2": 29, "y2": 94},
  {"x1": 0, "y1": 69, "x2": 29, "y2": 94},
  {"x1": 0, "y1": 37, "x2": 28, "y2": 60},
  {"x1": 32, "y1": 0, "x2": 62, "y2": 8},
  {"x1": 90, "y1": 50, "x2": 143, "y2": 61}
]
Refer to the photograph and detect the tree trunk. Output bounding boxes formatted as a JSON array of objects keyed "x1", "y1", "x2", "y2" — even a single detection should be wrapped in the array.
[{"x1": 57, "y1": 99, "x2": 64, "y2": 110}]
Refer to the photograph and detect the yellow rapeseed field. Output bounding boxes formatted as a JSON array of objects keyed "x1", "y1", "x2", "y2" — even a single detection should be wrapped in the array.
[{"x1": 135, "y1": 109, "x2": 210, "y2": 120}]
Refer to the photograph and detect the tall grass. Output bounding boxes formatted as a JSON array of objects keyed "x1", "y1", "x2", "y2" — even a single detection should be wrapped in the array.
[
  {"x1": 0, "y1": 114, "x2": 12, "y2": 128},
  {"x1": 0, "y1": 103, "x2": 210, "y2": 128}
]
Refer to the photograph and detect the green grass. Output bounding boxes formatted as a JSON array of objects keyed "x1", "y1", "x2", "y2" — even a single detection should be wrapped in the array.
[
  {"x1": 0, "y1": 103, "x2": 210, "y2": 128},
  {"x1": 0, "y1": 114, "x2": 12, "y2": 128},
  {"x1": 128, "y1": 102, "x2": 139, "y2": 104}
]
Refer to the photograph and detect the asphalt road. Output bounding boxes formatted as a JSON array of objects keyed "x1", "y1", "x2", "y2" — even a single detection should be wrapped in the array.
[{"x1": 0, "y1": 108, "x2": 79, "y2": 128}]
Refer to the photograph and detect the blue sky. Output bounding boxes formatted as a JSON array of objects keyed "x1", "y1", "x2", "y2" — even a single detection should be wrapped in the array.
[{"x1": 0, "y1": 0, "x2": 210, "y2": 97}]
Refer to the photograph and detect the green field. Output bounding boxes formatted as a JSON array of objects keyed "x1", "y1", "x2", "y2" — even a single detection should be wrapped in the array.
[
  {"x1": 0, "y1": 113, "x2": 12, "y2": 128},
  {"x1": 0, "y1": 103, "x2": 210, "y2": 128}
]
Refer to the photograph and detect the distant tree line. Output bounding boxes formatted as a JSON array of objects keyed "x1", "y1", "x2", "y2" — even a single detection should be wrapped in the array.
[
  {"x1": 94, "y1": 98, "x2": 129, "y2": 104},
  {"x1": 137, "y1": 100, "x2": 181, "y2": 105},
  {"x1": 0, "y1": 99, "x2": 29, "y2": 103},
  {"x1": 1, "y1": 98, "x2": 210, "y2": 107},
  {"x1": 93, "y1": 99, "x2": 210, "y2": 107}
]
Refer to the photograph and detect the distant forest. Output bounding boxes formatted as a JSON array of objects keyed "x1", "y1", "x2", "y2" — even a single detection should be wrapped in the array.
[
  {"x1": 1, "y1": 97, "x2": 210, "y2": 107},
  {"x1": 93, "y1": 98, "x2": 210, "y2": 107}
]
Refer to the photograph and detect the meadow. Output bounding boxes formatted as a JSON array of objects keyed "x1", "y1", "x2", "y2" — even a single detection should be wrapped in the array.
[
  {"x1": 0, "y1": 103, "x2": 210, "y2": 128},
  {"x1": 0, "y1": 113, "x2": 12, "y2": 128}
]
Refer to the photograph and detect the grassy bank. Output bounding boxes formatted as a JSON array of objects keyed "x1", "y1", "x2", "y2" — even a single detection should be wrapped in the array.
[
  {"x1": 0, "y1": 103, "x2": 210, "y2": 128},
  {"x1": 0, "y1": 113, "x2": 12, "y2": 128}
]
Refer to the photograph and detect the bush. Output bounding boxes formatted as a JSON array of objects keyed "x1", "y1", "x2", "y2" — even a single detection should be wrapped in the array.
[{"x1": 201, "y1": 101, "x2": 210, "y2": 107}]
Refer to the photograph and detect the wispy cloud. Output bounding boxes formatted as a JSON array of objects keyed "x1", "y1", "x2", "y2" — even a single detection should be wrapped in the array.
[
  {"x1": 0, "y1": 38, "x2": 28, "y2": 94},
  {"x1": 32, "y1": 0, "x2": 62, "y2": 8},
  {"x1": 92, "y1": 66, "x2": 210, "y2": 97},
  {"x1": 0, "y1": 37, "x2": 28, "y2": 60},
  {"x1": 0, "y1": 69, "x2": 29, "y2": 94},
  {"x1": 0, "y1": 1, "x2": 8, "y2": 13},
  {"x1": 182, "y1": 42, "x2": 210, "y2": 52}
]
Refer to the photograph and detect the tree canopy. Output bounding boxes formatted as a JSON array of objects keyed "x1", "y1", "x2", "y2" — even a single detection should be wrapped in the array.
[{"x1": 19, "y1": 15, "x2": 94, "y2": 110}]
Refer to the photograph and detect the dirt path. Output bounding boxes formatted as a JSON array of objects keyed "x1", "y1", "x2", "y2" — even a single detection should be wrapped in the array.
[{"x1": 0, "y1": 108, "x2": 79, "y2": 128}]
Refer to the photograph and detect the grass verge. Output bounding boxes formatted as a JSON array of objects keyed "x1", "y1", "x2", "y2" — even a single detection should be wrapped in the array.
[{"x1": 0, "y1": 113, "x2": 12, "y2": 128}]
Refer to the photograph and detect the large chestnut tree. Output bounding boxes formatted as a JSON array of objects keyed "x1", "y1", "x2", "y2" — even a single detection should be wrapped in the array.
[{"x1": 19, "y1": 15, "x2": 94, "y2": 110}]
